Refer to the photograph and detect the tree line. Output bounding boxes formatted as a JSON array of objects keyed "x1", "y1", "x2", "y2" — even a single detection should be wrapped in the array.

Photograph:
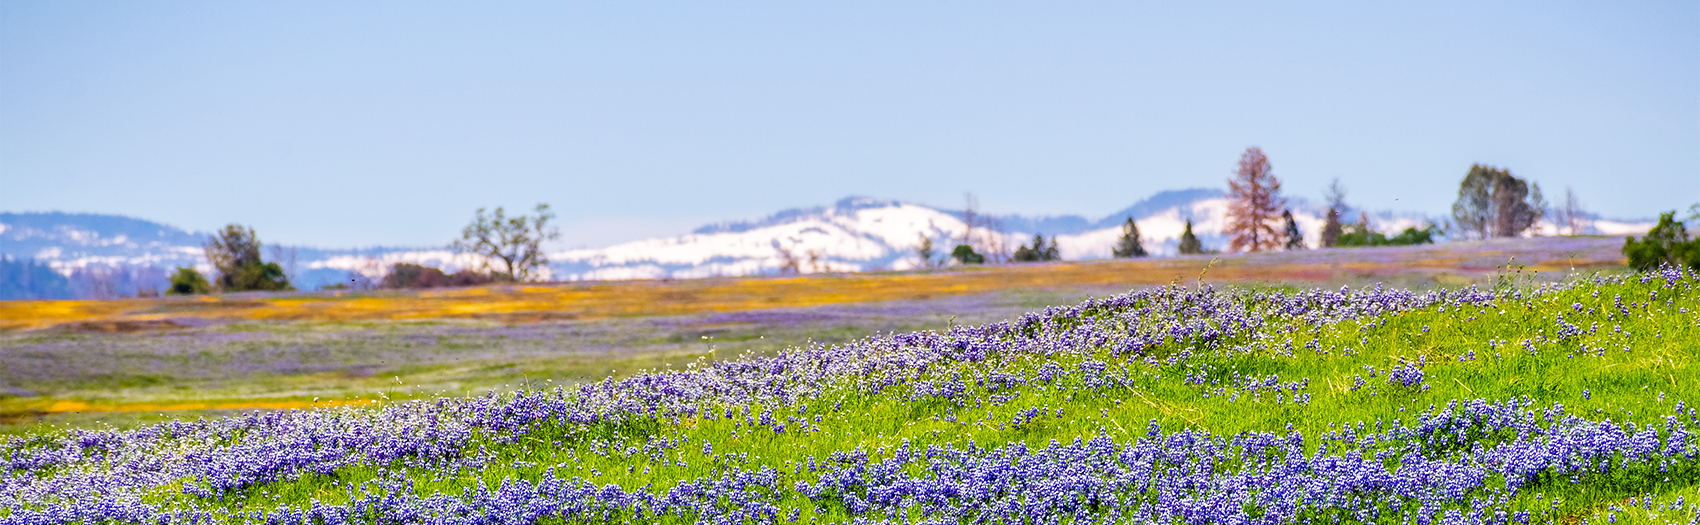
[
  {"x1": 162, "y1": 204, "x2": 562, "y2": 294},
  {"x1": 921, "y1": 146, "x2": 1646, "y2": 269}
]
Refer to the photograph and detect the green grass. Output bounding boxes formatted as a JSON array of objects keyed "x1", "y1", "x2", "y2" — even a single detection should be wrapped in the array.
[
  {"x1": 8, "y1": 273, "x2": 1698, "y2": 523},
  {"x1": 94, "y1": 273, "x2": 1693, "y2": 523}
]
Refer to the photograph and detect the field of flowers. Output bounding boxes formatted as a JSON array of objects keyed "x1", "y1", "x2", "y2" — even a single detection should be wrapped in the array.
[
  {"x1": 0, "y1": 290, "x2": 1078, "y2": 432},
  {"x1": 3, "y1": 260, "x2": 1695, "y2": 523},
  {"x1": 0, "y1": 236, "x2": 1623, "y2": 332}
]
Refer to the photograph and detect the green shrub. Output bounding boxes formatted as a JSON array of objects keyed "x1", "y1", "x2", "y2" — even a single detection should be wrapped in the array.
[
  {"x1": 166, "y1": 267, "x2": 211, "y2": 295},
  {"x1": 1623, "y1": 211, "x2": 1700, "y2": 271},
  {"x1": 1337, "y1": 224, "x2": 1437, "y2": 248},
  {"x1": 950, "y1": 245, "x2": 984, "y2": 265},
  {"x1": 227, "y1": 262, "x2": 292, "y2": 292}
]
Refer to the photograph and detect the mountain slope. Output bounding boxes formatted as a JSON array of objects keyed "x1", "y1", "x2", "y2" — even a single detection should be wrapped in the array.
[
  {"x1": 4, "y1": 191, "x2": 1653, "y2": 290},
  {"x1": 545, "y1": 190, "x2": 1436, "y2": 280}
]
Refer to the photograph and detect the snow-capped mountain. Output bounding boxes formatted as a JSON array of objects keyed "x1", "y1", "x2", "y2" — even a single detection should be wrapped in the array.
[
  {"x1": 2, "y1": 189, "x2": 1655, "y2": 295},
  {"x1": 0, "y1": 212, "x2": 474, "y2": 291},
  {"x1": 546, "y1": 190, "x2": 1437, "y2": 280}
]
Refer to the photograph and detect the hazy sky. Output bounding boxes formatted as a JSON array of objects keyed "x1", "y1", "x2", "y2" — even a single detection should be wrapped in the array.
[{"x1": 2, "y1": 1, "x2": 1695, "y2": 248}]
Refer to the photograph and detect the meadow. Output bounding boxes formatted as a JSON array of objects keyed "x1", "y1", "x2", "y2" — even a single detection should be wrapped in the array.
[
  {"x1": 0, "y1": 237, "x2": 1619, "y2": 431},
  {"x1": 2, "y1": 238, "x2": 1695, "y2": 524}
]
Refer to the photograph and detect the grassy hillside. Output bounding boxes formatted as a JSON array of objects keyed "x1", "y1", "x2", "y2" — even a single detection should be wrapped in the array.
[{"x1": 3, "y1": 263, "x2": 1695, "y2": 523}]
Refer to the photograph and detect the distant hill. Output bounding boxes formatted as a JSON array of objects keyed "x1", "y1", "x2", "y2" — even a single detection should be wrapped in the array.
[
  {"x1": 546, "y1": 189, "x2": 1436, "y2": 280},
  {"x1": 0, "y1": 190, "x2": 1655, "y2": 294}
]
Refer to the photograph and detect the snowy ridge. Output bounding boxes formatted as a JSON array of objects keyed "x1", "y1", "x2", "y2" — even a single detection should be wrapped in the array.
[
  {"x1": 545, "y1": 192, "x2": 1440, "y2": 281},
  {"x1": 2, "y1": 191, "x2": 1658, "y2": 289},
  {"x1": 551, "y1": 197, "x2": 967, "y2": 280}
]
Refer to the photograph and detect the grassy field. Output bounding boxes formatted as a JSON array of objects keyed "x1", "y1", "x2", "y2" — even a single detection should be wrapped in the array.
[
  {"x1": 1, "y1": 244, "x2": 1694, "y2": 523},
  {"x1": 0, "y1": 237, "x2": 1622, "y2": 432},
  {"x1": 0, "y1": 288, "x2": 1102, "y2": 434},
  {"x1": 0, "y1": 237, "x2": 1621, "y2": 332}
]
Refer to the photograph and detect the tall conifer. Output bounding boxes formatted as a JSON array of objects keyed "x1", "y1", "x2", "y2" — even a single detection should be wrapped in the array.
[
  {"x1": 1224, "y1": 147, "x2": 1286, "y2": 252},
  {"x1": 1321, "y1": 208, "x2": 1343, "y2": 248},
  {"x1": 1112, "y1": 217, "x2": 1148, "y2": 258},
  {"x1": 1178, "y1": 220, "x2": 1203, "y2": 255},
  {"x1": 1282, "y1": 210, "x2": 1305, "y2": 250}
]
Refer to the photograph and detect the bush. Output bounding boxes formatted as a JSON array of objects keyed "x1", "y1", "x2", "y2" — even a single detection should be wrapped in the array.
[
  {"x1": 950, "y1": 245, "x2": 984, "y2": 265},
  {"x1": 382, "y1": 263, "x2": 450, "y2": 289},
  {"x1": 227, "y1": 262, "x2": 292, "y2": 292},
  {"x1": 1337, "y1": 225, "x2": 1437, "y2": 248},
  {"x1": 166, "y1": 267, "x2": 211, "y2": 295},
  {"x1": 1623, "y1": 212, "x2": 1700, "y2": 271}
]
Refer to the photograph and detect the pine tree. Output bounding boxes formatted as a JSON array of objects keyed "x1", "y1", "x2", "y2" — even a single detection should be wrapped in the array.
[
  {"x1": 1224, "y1": 147, "x2": 1286, "y2": 252},
  {"x1": 1043, "y1": 237, "x2": 1060, "y2": 261},
  {"x1": 1282, "y1": 210, "x2": 1305, "y2": 250},
  {"x1": 1178, "y1": 219, "x2": 1203, "y2": 255},
  {"x1": 1112, "y1": 217, "x2": 1148, "y2": 258},
  {"x1": 1013, "y1": 233, "x2": 1044, "y2": 262},
  {"x1": 1320, "y1": 208, "x2": 1343, "y2": 248}
]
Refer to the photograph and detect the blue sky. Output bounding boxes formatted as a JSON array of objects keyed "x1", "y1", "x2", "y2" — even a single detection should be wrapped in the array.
[{"x1": 2, "y1": 1, "x2": 1695, "y2": 248}]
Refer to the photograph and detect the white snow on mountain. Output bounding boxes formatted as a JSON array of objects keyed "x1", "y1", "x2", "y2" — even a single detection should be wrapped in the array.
[
  {"x1": 550, "y1": 198, "x2": 969, "y2": 280},
  {"x1": 4, "y1": 191, "x2": 1659, "y2": 290},
  {"x1": 544, "y1": 192, "x2": 1438, "y2": 281}
]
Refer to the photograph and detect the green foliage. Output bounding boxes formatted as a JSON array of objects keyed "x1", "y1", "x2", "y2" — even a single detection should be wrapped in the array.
[
  {"x1": 203, "y1": 224, "x2": 291, "y2": 292},
  {"x1": 166, "y1": 266, "x2": 211, "y2": 295},
  {"x1": 451, "y1": 204, "x2": 560, "y2": 282},
  {"x1": 1337, "y1": 222, "x2": 1438, "y2": 248},
  {"x1": 1451, "y1": 164, "x2": 1544, "y2": 239},
  {"x1": 1622, "y1": 211, "x2": 1700, "y2": 271},
  {"x1": 1013, "y1": 234, "x2": 1060, "y2": 262},
  {"x1": 229, "y1": 262, "x2": 293, "y2": 292},
  {"x1": 1112, "y1": 218, "x2": 1147, "y2": 258},
  {"x1": 133, "y1": 273, "x2": 1698, "y2": 523},
  {"x1": 1177, "y1": 219, "x2": 1203, "y2": 255},
  {"x1": 1387, "y1": 226, "x2": 1437, "y2": 245},
  {"x1": 950, "y1": 244, "x2": 984, "y2": 265}
]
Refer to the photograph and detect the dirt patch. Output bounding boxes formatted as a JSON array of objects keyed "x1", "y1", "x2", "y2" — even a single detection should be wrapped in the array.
[
  {"x1": 0, "y1": 409, "x2": 45, "y2": 425},
  {"x1": 53, "y1": 319, "x2": 188, "y2": 333}
]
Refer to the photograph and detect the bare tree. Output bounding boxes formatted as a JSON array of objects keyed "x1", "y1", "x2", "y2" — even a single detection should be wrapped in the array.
[
  {"x1": 805, "y1": 249, "x2": 824, "y2": 273},
  {"x1": 914, "y1": 234, "x2": 935, "y2": 269},
  {"x1": 1224, "y1": 147, "x2": 1286, "y2": 252},
  {"x1": 960, "y1": 193, "x2": 979, "y2": 246},
  {"x1": 269, "y1": 245, "x2": 298, "y2": 285},
  {"x1": 1323, "y1": 178, "x2": 1351, "y2": 218},
  {"x1": 74, "y1": 266, "x2": 119, "y2": 300},
  {"x1": 983, "y1": 216, "x2": 1012, "y2": 264},
  {"x1": 451, "y1": 204, "x2": 560, "y2": 282},
  {"x1": 774, "y1": 245, "x2": 801, "y2": 275},
  {"x1": 1553, "y1": 186, "x2": 1590, "y2": 236}
]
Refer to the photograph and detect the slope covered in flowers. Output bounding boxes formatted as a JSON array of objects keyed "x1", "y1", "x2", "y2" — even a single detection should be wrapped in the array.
[{"x1": 3, "y1": 267, "x2": 1698, "y2": 524}]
